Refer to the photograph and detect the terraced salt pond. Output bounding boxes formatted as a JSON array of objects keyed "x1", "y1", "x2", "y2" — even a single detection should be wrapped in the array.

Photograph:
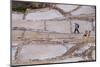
[
  {"x1": 12, "y1": 41, "x2": 95, "y2": 65},
  {"x1": 17, "y1": 44, "x2": 68, "y2": 61}
]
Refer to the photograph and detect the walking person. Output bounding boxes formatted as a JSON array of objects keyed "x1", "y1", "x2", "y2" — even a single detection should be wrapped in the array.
[{"x1": 74, "y1": 23, "x2": 80, "y2": 34}]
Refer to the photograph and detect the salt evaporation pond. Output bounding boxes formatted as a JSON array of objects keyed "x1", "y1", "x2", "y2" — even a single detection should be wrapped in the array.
[{"x1": 18, "y1": 44, "x2": 67, "y2": 61}]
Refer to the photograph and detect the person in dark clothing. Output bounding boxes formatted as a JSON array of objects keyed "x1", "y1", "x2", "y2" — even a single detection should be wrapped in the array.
[{"x1": 74, "y1": 23, "x2": 80, "y2": 34}]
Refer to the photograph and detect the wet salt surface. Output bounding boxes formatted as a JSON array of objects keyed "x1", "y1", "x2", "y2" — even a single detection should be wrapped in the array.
[{"x1": 18, "y1": 44, "x2": 67, "y2": 61}]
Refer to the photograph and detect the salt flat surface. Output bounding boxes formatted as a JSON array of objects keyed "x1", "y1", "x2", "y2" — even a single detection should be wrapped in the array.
[
  {"x1": 18, "y1": 44, "x2": 67, "y2": 60},
  {"x1": 71, "y1": 6, "x2": 95, "y2": 16},
  {"x1": 64, "y1": 43, "x2": 75, "y2": 49},
  {"x1": 26, "y1": 9, "x2": 64, "y2": 21},
  {"x1": 12, "y1": 13, "x2": 23, "y2": 21},
  {"x1": 46, "y1": 20, "x2": 70, "y2": 33},
  {"x1": 12, "y1": 20, "x2": 45, "y2": 30},
  {"x1": 56, "y1": 4, "x2": 78, "y2": 12}
]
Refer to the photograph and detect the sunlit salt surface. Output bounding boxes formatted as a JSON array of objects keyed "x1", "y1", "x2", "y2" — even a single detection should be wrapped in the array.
[
  {"x1": 71, "y1": 6, "x2": 95, "y2": 15},
  {"x1": 56, "y1": 4, "x2": 78, "y2": 12},
  {"x1": 18, "y1": 44, "x2": 67, "y2": 61},
  {"x1": 25, "y1": 9, "x2": 64, "y2": 21}
]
